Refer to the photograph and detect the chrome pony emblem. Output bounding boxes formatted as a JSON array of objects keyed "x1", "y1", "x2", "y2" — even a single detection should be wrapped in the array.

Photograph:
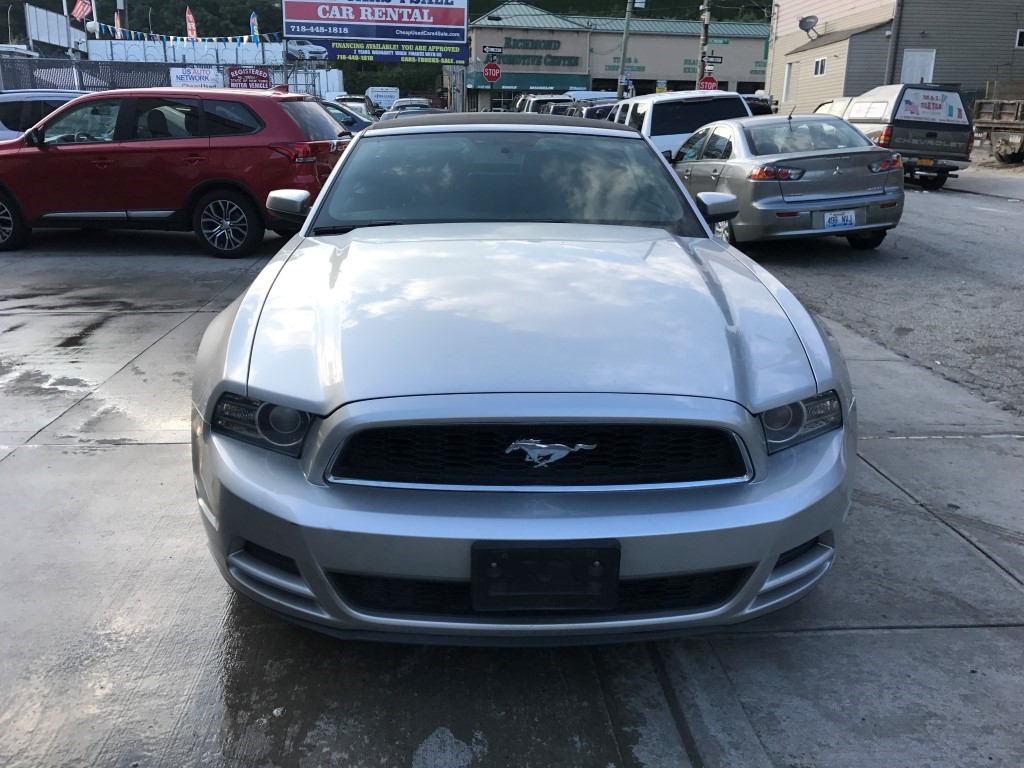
[{"x1": 505, "y1": 439, "x2": 597, "y2": 468}]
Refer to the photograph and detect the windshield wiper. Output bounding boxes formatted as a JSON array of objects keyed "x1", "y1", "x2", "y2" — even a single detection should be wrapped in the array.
[{"x1": 310, "y1": 221, "x2": 405, "y2": 236}]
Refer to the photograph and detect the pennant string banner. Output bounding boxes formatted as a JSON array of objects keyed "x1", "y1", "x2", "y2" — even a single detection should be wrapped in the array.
[{"x1": 81, "y1": 16, "x2": 285, "y2": 45}]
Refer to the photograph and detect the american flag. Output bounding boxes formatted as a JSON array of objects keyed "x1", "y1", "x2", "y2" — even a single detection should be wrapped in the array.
[{"x1": 70, "y1": 0, "x2": 92, "y2": 22}]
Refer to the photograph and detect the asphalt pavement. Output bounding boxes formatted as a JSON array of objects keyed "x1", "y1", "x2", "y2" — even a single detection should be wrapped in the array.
[
  {"x1": 1, "y1": 190, "x2": 1023, "y2": 765},
  {"x1": 946, "y1": 148, "x2": 1024, "y2": 199}
]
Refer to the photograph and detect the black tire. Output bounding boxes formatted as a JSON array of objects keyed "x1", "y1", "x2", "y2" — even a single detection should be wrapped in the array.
[
  {"x1": 917, "y1": 173, "x2": 947, "y2": 191},
  {"x1": 846, "y1": 230, "x2": 887, "y2": 250},
  {"x1": 995, "y1": 150, "x2": 1024, "y2": 164},
  {"x1": 0, "y1": 191, "x2": 30, "y2": 251},
  {"x1": 193, "y1": 189, "x2": 264, "y2": 258}
]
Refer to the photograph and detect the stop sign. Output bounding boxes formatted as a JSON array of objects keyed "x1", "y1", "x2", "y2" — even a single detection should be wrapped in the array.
[
  {"x1": 698, "y1": 76, "x2": 718, "y2": 91},
  {"x1": 483, "y1": 63, "x2": 501, "y2": 83}
]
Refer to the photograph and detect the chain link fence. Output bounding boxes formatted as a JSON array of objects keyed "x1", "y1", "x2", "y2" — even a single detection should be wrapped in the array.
[{"x1": 0, "y1": 57, "x2": 305, "y2": 93}]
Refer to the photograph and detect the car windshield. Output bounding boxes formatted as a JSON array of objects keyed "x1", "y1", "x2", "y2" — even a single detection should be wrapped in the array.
[
  {"x1": 310, "y1": 130, "x2": 702, "y2": 235},
  {"x1": 744, "y1": 117, "x2": 872, "y2": 155},
  {"x1": 650, "y1": 98, "x2": 749, "y2": 136}
]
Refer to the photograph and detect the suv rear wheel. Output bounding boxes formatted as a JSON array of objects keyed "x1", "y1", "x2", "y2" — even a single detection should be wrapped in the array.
[
  {"x1": 193, "y1": 189, "x2": 264, "y2": 258},
  {"x1": 0, "y1": 191, "x2": 30, "y2": 251}
]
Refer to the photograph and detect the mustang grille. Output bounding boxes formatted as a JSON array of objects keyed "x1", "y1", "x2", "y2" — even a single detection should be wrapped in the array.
[
  {"x1": 331, "y1": 568, "x2": 751, "y2": 618},
  {"x1": 329, "y1": 423, "x2": 748, "y2": 486}
]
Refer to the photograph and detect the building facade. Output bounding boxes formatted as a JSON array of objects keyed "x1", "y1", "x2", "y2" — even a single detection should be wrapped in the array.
[
  {"x1": 767, "y1": 0, "x2": 1024, "y2": 113},
  {"x1": 463, "y1": 2, "x2": 769, "y2": 111}
]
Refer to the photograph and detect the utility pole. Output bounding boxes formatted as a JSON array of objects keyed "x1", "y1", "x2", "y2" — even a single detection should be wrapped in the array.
[
  {"x1": 615, "y1": 0, "x2": 634, "y2": 99},
  {"x1": 697, "y1": 0, "x2": 711, "y2": 82},
  {"x1": 60, "y1": 0, "x2": 74, "y2": 57}
]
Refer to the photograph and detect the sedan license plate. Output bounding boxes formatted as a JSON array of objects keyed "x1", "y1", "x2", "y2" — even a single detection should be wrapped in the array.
[
  {"x1": 471, "y1": 541, "x2": 620, "y2": 611},
  {"x1": 824, "y1": 209, "x2": 856, "y2": 229},
  {"x1": 917, "y1": 158, "x2": 934, "y2": 166}
]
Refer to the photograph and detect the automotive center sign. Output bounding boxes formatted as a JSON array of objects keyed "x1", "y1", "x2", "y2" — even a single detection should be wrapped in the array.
[{"x1": 282, "y1": 0, "x2": 468, "y2": 64}]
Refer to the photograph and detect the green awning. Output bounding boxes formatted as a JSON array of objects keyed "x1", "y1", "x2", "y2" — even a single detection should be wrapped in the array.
[{"x1": 467, "y1": 72, "x2": 591, "y2": 91}]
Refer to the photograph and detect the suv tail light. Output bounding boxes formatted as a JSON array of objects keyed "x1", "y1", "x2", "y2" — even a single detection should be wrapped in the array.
[
  {"x1": 270, "y1": 142, "x2": 318, "y2": 163},
  {"x1": 869, "y1": 153, "x2": 903, "y2": 172},
  {"x1": 876, "y1": 125, "x2": 892, "y2": 148},
  {"x1": 748, "y1": 165, "x2": 805, "y2": 181}
]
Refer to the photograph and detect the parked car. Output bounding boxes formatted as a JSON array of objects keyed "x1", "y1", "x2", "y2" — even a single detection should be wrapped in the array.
[
  {"x1": 377, "y1": 107, "x2": 449, "y2": 120},
  {"x1": 334, "y1": 94, "x2": 380, "y2": 118},
  {"x1": 816, "y1": 84, "x2": 973, "y2": 190},
  {"x1": 390, "y1": 97, "x2": 433, "y2": 111},
  {"x1": 321, "y1": 100, "x2": 374, "y2": 134},
  {"x1": 0, "y1": 87, "x2": 350, "y2": 257},
  {"x1": 741, "y1": 94, "x2": 775, "y2": 115},
  {"x1": 0, "y1": 88, "x2": 88, "y2": 141},
  {"x1": 512, "y1": 94, "x2": 573, "y2": 113},
  {"x1": 606, "y1": 90, "x2": 752, "y2": 156},
  {"x1": 673, "y1": 114, "x2": 904, "y2": 249},
  {"x1": 286, "y1": 40, "x2": 328, "y2": 61},
  {"x1": 538, "y1": 102, "x2": 573, "y2": 115},
  {"x1": 564, "y1": 99, "x2": 617, "y2": 120},
  {"x1": 191, "y1": 112, "x2": 856, "y2": 643}
]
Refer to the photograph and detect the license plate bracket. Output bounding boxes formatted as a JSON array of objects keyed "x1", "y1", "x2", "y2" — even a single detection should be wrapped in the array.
[
  {"x1": 824, "y1": 209, "x2": 856, "y2": 229},
  {"x1": 471, "y1": 540, "x2": 620, "y2": 611}
]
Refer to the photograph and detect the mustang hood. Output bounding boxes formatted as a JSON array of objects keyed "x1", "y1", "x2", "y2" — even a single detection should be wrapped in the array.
[{"x1": 247, "y1": 223, "x2": 815, "y2": 414}]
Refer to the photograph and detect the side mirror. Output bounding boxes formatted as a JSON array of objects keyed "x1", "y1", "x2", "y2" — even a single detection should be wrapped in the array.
[
  {"x1": 24, "y1": 128, "x2": 41, "y2": 147},
  {"x1": 266, "y1": 189, "x2": 312, "y2": 225},
  {"x1": 695, "y1": 192, "x2": 739, "y2": 225},
  {"x1": 341, "y1": 115, "x2": 356, "y2": 126}
]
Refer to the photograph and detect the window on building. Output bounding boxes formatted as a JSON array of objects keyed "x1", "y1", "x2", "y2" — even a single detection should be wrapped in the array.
[
  {"x1": 1016, "y1": 29, "x2": 1024, "y2": 47},
  {"x1": 813, "y1": 58, "x2": 826, "y2": 76},
  {"x1": 782, "y1": 63, "x2": 793, "y2": 101}
]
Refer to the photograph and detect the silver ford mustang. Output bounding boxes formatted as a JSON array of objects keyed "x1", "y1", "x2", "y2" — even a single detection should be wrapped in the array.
[{"x1": 192, "y1": 113, "x2": 856, "y2": 644}]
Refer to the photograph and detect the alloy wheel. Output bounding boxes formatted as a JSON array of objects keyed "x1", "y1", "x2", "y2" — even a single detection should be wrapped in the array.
[
  {"x1": 0, "y1": 202, "x2": 12, "y2": 245},
  {"x1": 200, "y1": 199, "x2": 249, "y2": 253}
]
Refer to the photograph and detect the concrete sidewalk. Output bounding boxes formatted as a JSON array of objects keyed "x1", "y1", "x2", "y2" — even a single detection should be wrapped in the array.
[{"x1": 658, "y1": 319, "x2": 1024, "y2": 766}]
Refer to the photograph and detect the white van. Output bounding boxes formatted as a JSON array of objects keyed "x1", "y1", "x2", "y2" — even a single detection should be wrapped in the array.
[{"x1": 606, "y1": 90, "x2": 752, "y2": 156}]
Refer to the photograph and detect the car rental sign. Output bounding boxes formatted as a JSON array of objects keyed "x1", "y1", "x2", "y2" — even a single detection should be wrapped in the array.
[{"x1": 282, "y1": 0, "x2": 469, "y2": 65}]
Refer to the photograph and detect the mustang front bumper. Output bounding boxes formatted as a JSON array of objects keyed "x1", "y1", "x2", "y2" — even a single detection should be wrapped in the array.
[{"x1": 192, "y1": 393, "x2": 856, "y2": 643}]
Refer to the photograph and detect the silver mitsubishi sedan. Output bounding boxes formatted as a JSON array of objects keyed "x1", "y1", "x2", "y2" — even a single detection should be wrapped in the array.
[
  {"x1": 191, "y1": 113, "x2": 856, "y2": 644},
  {"x1": 673, "y1": 114, "x2": 904, "y2": 249}
]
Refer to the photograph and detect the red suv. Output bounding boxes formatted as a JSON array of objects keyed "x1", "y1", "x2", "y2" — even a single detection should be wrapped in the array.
[{"x1": 0, "y1": 87, "x2": 349, "y2": 257}]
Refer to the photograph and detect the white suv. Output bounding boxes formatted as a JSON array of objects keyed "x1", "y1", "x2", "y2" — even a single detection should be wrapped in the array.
[{"x1": 606, "y1": 91, "x2": 752, "y2": 157}]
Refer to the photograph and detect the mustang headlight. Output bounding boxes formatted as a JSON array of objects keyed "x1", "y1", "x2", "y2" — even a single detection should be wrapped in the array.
[
  {"x1": 211, "y1": 393, "x2": 312, "y2": 457},
  {"x1": 760, "y1": 391, "x2": 843, "y2": 453}
]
